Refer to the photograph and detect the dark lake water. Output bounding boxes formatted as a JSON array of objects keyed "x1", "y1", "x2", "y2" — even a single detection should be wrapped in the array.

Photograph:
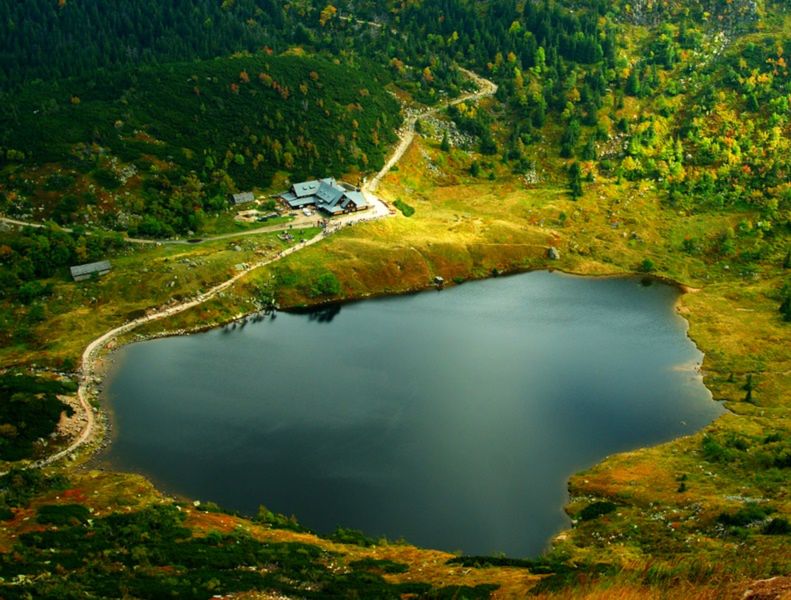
[{"x1": 103, "y1": 272, "x2": 723, "y2": 557}]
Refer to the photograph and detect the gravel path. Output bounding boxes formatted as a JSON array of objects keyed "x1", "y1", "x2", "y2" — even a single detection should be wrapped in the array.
[{"x1": 365, "y1": 67, "x2": 497, "y2": 193}]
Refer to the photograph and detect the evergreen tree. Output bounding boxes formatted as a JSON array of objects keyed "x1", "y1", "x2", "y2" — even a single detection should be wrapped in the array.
[
  {"x1": 626, "y1": 68, "x2": 641, "y2": 97},
  {"x1": 743, "y1": 374, "x2": 755, "y2": 402},
  {"x1": 568, "y1": 162, "x2": 583, "y2": 199},
  {"x1": 581, "y1": 136, "x2": 597, "y2": 160}
]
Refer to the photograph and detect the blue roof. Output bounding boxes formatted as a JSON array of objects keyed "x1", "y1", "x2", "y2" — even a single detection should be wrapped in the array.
[
  {"x1": 315, "y1": 181, "x2": 345, "y2": 206},
  {"x1": 343, "y1": 191, "x2": 367, "y2": 208},
  {"x1": 293, "y1": 180, "x2": 320, "y2": 198},
  {"x1": 321, "y1": 203, "x2": 345, "y2": 214},
  {"x1": 283, "y1": 178, "x2": 367, "y2": 214},
  {"x1": 231, "y1": 191, "x2": 255, "y2": 204},
  {"x1": 284, "y1": 195, "x2": 316, "y2": 208},
  {"x1": 70, "y1": 260, "x2": 111, "y2": 280}
]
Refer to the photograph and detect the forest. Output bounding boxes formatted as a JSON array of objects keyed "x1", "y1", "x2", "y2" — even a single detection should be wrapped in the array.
[{"x1": 1, "y1": 53, "x2": 399, "y2": 237}]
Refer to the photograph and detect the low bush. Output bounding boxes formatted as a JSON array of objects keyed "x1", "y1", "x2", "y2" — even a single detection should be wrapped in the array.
[
  {"x1": 37, "y1": 503, "x2": 91, "y2": 526},
  {"x1": 350, "y1": 558, "x2": 409, "y2": 574},
  {"x1": 0, "y1": 374, "x2": 76, "y2": 460},
  {"x1": 763, "y1": 518, "x2": 790, "y2": 535},
  {"x1": 394, "y1": 199, "x2": 415, "y2": 217},
  {"x1": 579, "y1": 501, "x2": 617, "y2": 521},
  {"x1": 1, "y1": 504, "x2": 454, "y2": 599},
  {"x1": 717, "y1": 504, "x2": 771, "y2": 527},
  {"x1": 327, "y1": 527, "x2": 379, "y2": 547}
]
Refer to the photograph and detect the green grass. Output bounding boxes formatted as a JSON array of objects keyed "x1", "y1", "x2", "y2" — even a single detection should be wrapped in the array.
[
  {"x1": 0, "y1": 229, "x2": 317, "y2": 370},
  {"x1": 199, "y1": 212, "x2": 294, "y2": 236}
]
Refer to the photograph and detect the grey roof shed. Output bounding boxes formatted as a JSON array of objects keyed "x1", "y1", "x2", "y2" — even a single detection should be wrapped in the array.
[
  {"x1": 231, "y1": 192, "x2": 255, "y2": 205},
  {"x1": 70, "y1": 260, "x2": 111, "y2": 282}
]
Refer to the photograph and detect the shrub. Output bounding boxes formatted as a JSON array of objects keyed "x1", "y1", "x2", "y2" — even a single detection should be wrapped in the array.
[
  {"x1": 17, "y1": 281, "x2": 52, "y2": 305},
  {"x1": 255, "y1": 504, "x2": 308, "y2": 532},
  {"x1": 779, "y1": 282, "x2": 791, "y2": 322},
  {"x1": 579, "y1": 501, "x2": 617, "y2": 521},
  {"x1": 0, "y1": 468, "x2": 70, "y2": 508},
  {"x1": 44, "y1": 173, "x2": 75, "y2": 191},
  {"x1": 312, "y1": 272, "x2": 341, "y2": 297},
  {"x1": 638, "y1": 258, "x2": 656, "y2": 273},
  {"x1": 327, "y1": 527, "x2": 378, "y2": 547},
  {"x1": 763, "y1": 518, "x2": 790, "y2": 535},
  {"x1": 37, "y1": 503, "x2": 91, "y2": 526},
  {"x1": 716, "y1": 504, "x2": 770, "y2": 527},
  {"x1": 92, "y1": 167, "x2": 121, "y2": 190},
  {"x1": 0, "y1": 375, "x2": 75, "y2": 460},
  {"x1": 701, "y1": 434, "x2": 731, "y2": 463},
  {"x1": 394, "y1": 199, "x2": 415, "y2": 217}
]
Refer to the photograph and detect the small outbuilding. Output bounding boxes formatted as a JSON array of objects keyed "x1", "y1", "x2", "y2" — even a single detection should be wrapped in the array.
[
  {"x1": 230, "y1": 191, "x2": 255, "y2": 205},
  {"x1": 70, "y1": 260, "x2": 111, "y2": 282}
]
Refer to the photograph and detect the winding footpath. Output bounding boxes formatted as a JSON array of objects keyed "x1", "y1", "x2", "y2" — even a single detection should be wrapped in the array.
[
  {"x1": 0, "y1": 215, "x2": 319, "y2": 246},
  {"x1": 30, "y1": 232, "x2": 326, "y2": 469},
  {"x1": 14, "y1": 67, "x2": 498, "y2": 471},
  {"x1": 365, "y1": 68, "x2": 497, "y2": 193}
]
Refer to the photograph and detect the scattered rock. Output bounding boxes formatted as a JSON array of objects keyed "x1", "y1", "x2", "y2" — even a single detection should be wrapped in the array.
[{"x1": 547, "y1": 247, "x2": 560, "y2": 260}]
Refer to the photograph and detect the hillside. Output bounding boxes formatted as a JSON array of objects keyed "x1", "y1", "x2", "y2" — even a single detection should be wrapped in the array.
[
  {"x1": 0, "y1": 1, "x2": 789, "y2": 599},
  {"x1": 0, "y1": 0, "x2": 290, "y2": 89},
  {"x1": 0, "y1": 53, "x2": 399, "y2": 237}
]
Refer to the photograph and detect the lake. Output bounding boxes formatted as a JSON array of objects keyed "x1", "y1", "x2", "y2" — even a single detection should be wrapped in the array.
[{"x1": 102, "y1": 271, "x2": 723, "y2": 557}]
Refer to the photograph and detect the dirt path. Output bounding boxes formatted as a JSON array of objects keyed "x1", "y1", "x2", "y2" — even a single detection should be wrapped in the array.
[
  {"x1": 11, "y1": 67, "x2": 497, "y2": 471},
  {"x1": 364, "y1": 67, "x2": 497, "y2": 194},
  {"x1": 0, "y1": 215, "x2": 319, "y2": 246},
  {"x1": 25, "y1": 194, "x2": 394, "y2": 469},
  {"x1": 29, "y1": 231, "x2": 328, "y2": 469}
]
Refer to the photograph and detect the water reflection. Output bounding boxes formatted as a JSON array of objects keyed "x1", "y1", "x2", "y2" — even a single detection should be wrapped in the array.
[{"x1": 306, "y1": 303, "x2": 342, "y2": 323}]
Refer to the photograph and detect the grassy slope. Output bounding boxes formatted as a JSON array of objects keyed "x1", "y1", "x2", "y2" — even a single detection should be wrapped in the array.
[{"x1": 0, "y1": 230, "x2": 320, "y2": 371}]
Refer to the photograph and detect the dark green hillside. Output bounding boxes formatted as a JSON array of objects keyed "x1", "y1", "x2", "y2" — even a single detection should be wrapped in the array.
[
  {"x1": 0, "y1": 53, "x2": 399, "y2": 236},
  {"x1": 0, "y1": 0, "x2": 287, "y2": 89}
]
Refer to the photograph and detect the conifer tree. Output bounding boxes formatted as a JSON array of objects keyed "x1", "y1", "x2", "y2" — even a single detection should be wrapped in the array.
[{"x1": 568, "y1": 162, "x2": 583, "y2": 199}]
